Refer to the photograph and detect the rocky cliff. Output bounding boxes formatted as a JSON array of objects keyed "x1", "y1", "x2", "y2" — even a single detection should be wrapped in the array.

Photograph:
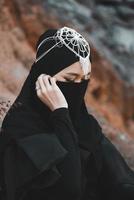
[{"x1": 0, "y1": 0, "x2": 134, "y2": 167}]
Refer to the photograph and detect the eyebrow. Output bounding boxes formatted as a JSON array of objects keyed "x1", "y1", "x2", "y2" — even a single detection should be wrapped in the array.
[{"x1": 67, "y1": 72, "x2": 91, "y2": 78}]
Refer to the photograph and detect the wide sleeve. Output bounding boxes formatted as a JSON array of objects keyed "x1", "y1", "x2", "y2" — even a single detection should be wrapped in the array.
[
  {"x1": 83, "y1": 134, "x2": 134, "y2": 200},
  {"x1": 81, "y1": 152, "x2": 99, "y2": 200},
  {"x1": 0, "y1": 107, "x2": 82, "y2": 200},
  {"x1": 48, "y1": 107, "x2": 82, "y2": 198},
  {"x1": 0, "y1": 133, "x2": 68, "y2": 200},
  {"x1": 96, "y1": 135, "x2": 134, "y2": 200}
]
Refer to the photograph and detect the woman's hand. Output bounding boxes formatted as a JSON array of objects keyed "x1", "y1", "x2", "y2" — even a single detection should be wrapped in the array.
[{"x1": 35, "y1": 74, "x2": 68, "y2": 111}]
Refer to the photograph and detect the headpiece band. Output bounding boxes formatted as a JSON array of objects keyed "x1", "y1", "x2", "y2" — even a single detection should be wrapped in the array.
[{"x1": 35, "y1": 26, "x2": 91, "y2": 75}]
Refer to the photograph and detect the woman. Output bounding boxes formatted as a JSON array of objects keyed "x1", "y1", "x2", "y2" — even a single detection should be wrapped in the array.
[{"x1": 0, "y1": 26, "x2": 134, "y2": 200}]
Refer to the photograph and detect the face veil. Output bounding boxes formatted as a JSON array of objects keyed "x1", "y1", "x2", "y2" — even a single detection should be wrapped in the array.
[{"x1": 56, "y1": 80, "x2": 89, "y2": 124}]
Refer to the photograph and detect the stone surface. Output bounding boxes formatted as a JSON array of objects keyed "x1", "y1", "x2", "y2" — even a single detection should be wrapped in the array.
[{"x1": 0, "y1": 0, "x2": 134, "y2": 166}]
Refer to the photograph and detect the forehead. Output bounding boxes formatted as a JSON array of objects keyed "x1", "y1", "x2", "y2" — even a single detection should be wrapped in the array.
[{"x1": 58, "y1": 61, "x2": 91, "y2": 75}]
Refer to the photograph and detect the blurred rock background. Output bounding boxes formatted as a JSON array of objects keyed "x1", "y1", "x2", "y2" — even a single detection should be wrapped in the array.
[{"x1": 0, "y1": 0, "x2": 134, "y2": 169}]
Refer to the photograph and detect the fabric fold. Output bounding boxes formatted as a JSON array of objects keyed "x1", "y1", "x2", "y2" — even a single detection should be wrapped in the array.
[
  {"x1": 16, "y1": 133, "x2": 68, "y2": 173},
  {"x1": 0, "y1": 133, "x2": 68, "y2": 191}
]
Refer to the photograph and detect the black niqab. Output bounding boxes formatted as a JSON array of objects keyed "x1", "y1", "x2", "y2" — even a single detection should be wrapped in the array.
[
  {"x1": 29, "y1": 29, "x2": 89, "y2": 126},
  {"x1": 29, "y1": 29, "x2": 102, "y2": 150}
]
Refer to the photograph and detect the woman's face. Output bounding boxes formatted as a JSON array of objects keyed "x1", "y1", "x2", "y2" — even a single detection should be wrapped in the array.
[{"x1": 52, "y1": 61, "x2": 91, "y2": 83}]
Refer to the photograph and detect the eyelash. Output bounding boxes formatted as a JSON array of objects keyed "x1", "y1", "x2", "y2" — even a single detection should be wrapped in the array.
[
  {"x1": 64, "y1": 77, "x2": 90, "y2": 82},
  {"x1": 65, "y1": 77, "x2": 75, "y2": 82}
]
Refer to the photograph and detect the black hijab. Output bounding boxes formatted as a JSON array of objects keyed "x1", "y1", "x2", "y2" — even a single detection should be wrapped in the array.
[
  {"x1": 31, "y1": 29, "x2": 89, "y2": 125},
  {"x1": 0, "y1": 28, "x2": 103, "y2": 200},
  {"x1": 32, "y1": 28, "x2": 103, "y2": 149}
]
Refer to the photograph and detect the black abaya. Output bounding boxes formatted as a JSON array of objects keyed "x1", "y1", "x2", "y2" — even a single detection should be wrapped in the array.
[
  {"x1": 0, "y1": 27, "x2": 134, "y2": 200},
  {"x1": 0, "y1": 100, "x2": 101, "y2": 200},
  {"x1": 1, "y1": 98, "x2": 134, "y2": 200}
]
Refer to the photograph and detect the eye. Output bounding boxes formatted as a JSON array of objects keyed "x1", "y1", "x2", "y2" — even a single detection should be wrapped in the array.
[
  {"x1": 64, "y1": 75, "x2": 76, "y2": 82},
  {"x1": 64, "y1": 77, "x2": 75, "y2": 82}
]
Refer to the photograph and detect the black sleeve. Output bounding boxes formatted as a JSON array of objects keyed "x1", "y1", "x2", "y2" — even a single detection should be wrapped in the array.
[
  {"x1": 96, "y1": 135, "x2": 134, "y2": 200},
  {"x1": 49, "y1": 107, "x2": 82, "y2": 196},
  {"x1": 50, "y1": 107, "x2": 79, "y2": 146},
  {"x1": 82, "y1": 153, "x2": 99, "y2": 200},
  {"x1": 0, "y1": 107, "x2": 82, "y2": 199}
]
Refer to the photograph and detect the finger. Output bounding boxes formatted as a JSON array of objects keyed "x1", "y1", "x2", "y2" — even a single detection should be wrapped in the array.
[
  {"x1": 43, "y1": 74, "x2": 52, "y2": 90},
  {"x1": 35, "y1": 80, "x2": 40, "y2": 90},
  {"x1": 37, "y1": 74, "x2": 47, "y2": 94},
  {"x1": 36, "y1": 85, "x2": 42, "y2": 98},
  {"x1": 49, "y1": 77, "x2": 57, "y2": 87}
]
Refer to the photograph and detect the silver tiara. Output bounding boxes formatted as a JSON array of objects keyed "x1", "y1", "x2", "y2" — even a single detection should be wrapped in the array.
[{"x1": 35, "y1": 26, "x2": 91, "y2": 75}]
